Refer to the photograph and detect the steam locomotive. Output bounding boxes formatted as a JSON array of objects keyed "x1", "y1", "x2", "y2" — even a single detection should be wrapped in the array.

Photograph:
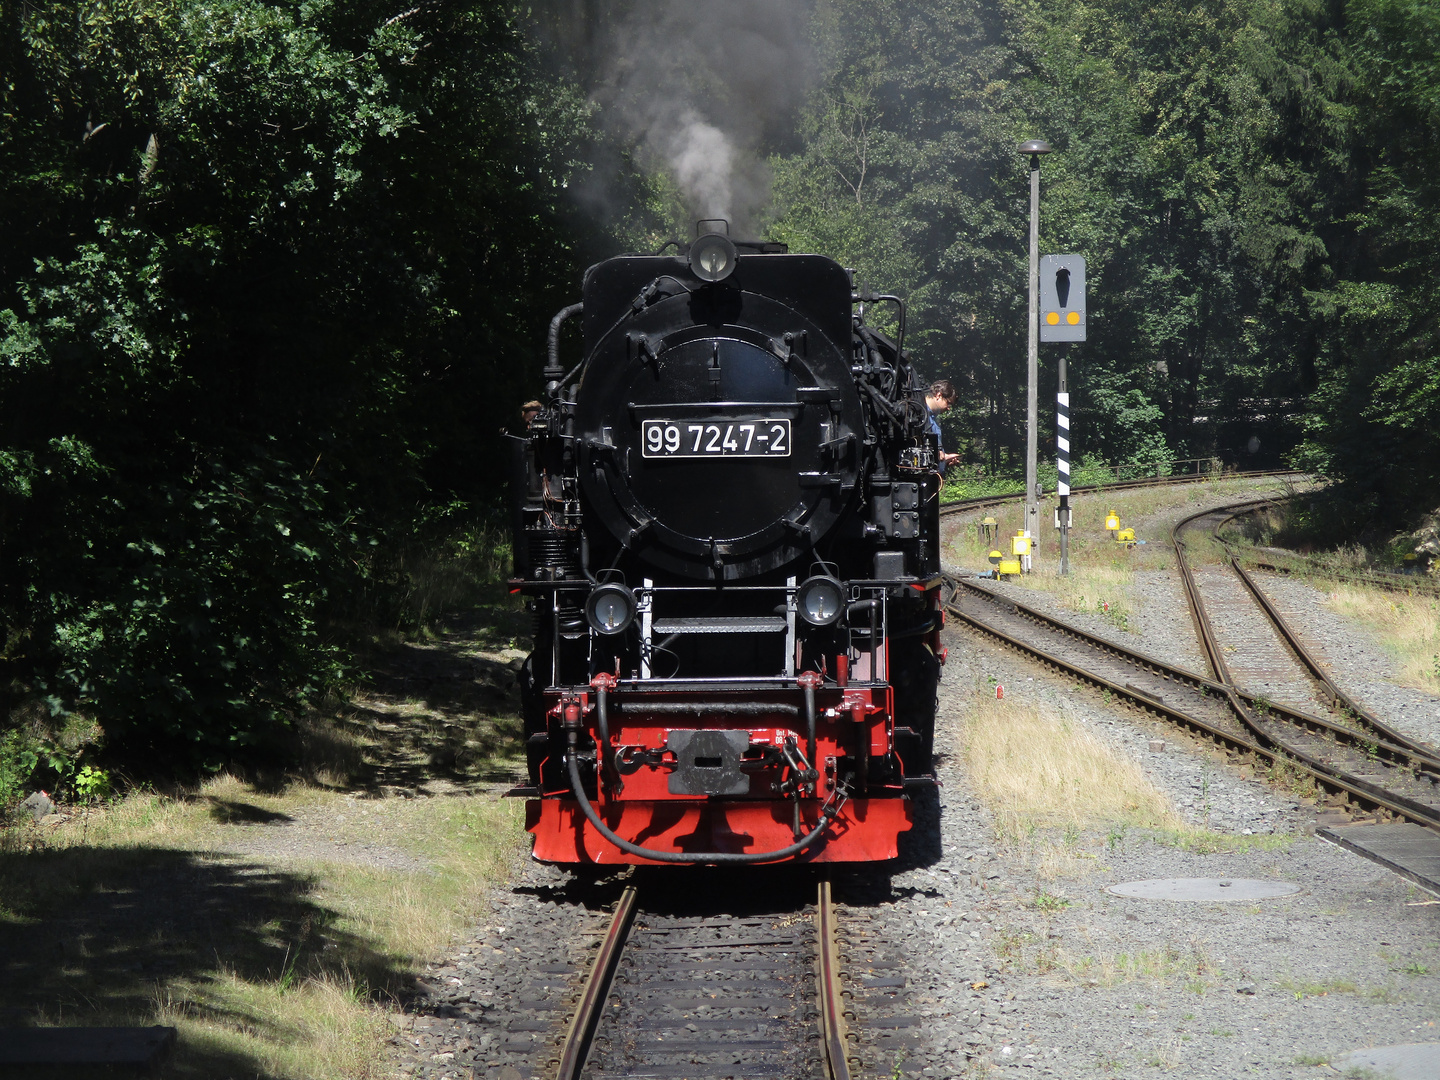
[{"x1": 508, "y1": 226, "x2": 944, "y2": 865}]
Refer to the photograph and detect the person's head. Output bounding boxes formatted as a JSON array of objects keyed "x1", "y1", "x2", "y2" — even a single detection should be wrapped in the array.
[
  {"x1": 520, "y1": 399, "x2": 543, "y2": 424},
  {"x1": 926, "y1": 379, "x2": 957, "y2": 413}
]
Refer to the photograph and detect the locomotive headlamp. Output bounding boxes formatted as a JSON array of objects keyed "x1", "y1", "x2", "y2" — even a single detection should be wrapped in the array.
[
  {"x1": 689, "y1": 233, "x2": 738, "y2": 282},
  {"x1": 796, "y1": 575, "x2": 845, "y2": 627},
  {"x1": 585, "y1": 583, "x2": 637, "y2": 635}
]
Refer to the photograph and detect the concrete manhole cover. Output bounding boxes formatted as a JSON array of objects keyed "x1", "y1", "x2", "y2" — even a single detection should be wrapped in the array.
[
  {"x1": 1106, "y1": 878, "x2": 1300, "y2": 901},
  {"x1": 1339, "y1": 1043, "x2": 1440, "y2": 1079}
]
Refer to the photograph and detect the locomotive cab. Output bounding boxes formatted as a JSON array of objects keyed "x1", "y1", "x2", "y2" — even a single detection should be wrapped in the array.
[{"x1": 509, "y1": 227, "x2": 944, "y2": 865}]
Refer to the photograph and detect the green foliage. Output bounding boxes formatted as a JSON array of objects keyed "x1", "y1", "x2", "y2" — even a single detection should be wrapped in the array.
[
  {"x1": 770, "y1": 0, "x2": 1440, "y2": 526},
  {"x1": 1292, "y1": 0, "x2": 1440, "y2": 522},
  {"x1": 0, "y1": 1, "x2": 618, "y2": 770},
  {"x1": 72, "y1": 765, "x2": 112, "y2": 804},
  {"x1": 0, "y1": 728, "x2": 39, "y2": 808}
]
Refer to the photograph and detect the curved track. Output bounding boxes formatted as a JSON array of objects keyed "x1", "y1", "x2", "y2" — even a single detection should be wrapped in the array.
[
  {"x1": 937, "y1": 467, "x2": 1303, "y2": 518},
  {"x1": 1176, "y1": 502, "x2": 1438, "y2": 758},
  {"x1": 941, "y1": 488, "x2": 1440, "y2": 836}
]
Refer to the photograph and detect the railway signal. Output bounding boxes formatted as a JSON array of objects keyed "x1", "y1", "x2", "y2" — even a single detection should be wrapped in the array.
[
  {"x1": 1041, "y1": 253, "x2": 1087, "y2": 575},
  {"x1": 1040, "y1": 254, "x2": 1086, "y2": 342}
]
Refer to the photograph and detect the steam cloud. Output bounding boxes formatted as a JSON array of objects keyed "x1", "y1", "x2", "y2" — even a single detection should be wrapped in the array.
[
  {"x1": 574, "y1": 1, "x2": 815, "y2": 233},
  {"x1": 669, "y1": 113, "x2": 735, "y2": 221}
]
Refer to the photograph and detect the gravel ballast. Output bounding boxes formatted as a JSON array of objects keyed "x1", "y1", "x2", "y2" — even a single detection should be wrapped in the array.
[
  {"x1": 830, "y1": 626, "x2": 1440, "y2": 1078},
  {"x1": 388, "y1": 479, "x2": 1439, "y2": 1079}
]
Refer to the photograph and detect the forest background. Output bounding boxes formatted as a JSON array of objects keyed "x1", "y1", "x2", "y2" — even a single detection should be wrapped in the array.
[{"x1": 1, "y1": 0, "x2": 1435, "y2": 781}]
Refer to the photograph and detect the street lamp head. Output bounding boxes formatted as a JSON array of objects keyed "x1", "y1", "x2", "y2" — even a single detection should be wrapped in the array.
[{"x1": 1018, "y1": 139, "x2": 1052, "y2": 155}]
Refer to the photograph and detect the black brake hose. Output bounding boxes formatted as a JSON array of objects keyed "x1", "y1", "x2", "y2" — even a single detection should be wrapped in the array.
[{"x1": 563, "y1": 733, "x2": 839, "y2": 864}]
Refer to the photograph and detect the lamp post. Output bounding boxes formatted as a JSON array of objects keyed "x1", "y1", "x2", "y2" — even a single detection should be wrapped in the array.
[{"x1": 1018, "y1": 138, "x2": 1051, "y2": 557}]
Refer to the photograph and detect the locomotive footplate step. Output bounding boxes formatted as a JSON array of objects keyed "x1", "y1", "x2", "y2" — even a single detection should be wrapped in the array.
[{"x1": 1318, "y1": 823, "x2": 1440, "y2": 895}]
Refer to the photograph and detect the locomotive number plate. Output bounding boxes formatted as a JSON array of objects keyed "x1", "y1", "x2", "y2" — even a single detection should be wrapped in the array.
[{"x1": 641, "y1": 419, "x2": 791, "y2": 459}]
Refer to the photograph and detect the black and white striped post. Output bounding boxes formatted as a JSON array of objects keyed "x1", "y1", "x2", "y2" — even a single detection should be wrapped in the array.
[
  {"x1": 1040, "y1": 253, "x2": 1086, "y2": 576},
  {"x1": 1057, "y1": 352, "x2": 1071, "y2": 575}
]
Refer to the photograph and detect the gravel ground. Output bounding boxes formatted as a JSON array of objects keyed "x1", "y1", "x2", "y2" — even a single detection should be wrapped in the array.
[
  {"x1": 386, "y1": 867, "x2": 613, "y2": 1079},
  {"x1": 385, "y1": 481, "x2": 1440, "y2": 1079},
  {"x1": 841, "y1": 625, "x2": 1440, "y2": 1078},
  {"x1": 1191, "y1": 565, "x2": 1327, "y2": 712},
  {"x1": 389, "y1": 618, "x2": 1439, "y2": 1080},
  {"x1": 210, "y1": 799, "x2": 435, "y2": 872}
]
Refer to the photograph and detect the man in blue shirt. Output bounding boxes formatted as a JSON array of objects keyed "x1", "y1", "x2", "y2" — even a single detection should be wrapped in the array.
[{"x1": 924, "y1": 379, "x2": 961, "y2": 473}]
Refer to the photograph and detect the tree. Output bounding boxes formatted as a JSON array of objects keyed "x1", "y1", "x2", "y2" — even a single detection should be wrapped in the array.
[{"x1": 0, "y1": 0, "x2": 613, "y2": 767}]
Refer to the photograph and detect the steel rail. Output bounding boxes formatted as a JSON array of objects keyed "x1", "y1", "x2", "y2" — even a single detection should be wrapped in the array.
[
  {"x1": 944, "y1": 577, "x2": 1440, "y2": 833},
  {"x1": 1210, "y1": 500, "x2": 1440, "y2": 599},
  {"x1": 1172, "y1": 504, "x2": 1440, "y2": 775},
  {"x1": 555, "y1": 885, "x2": 638, "y2": 1080},
  {"x1": 1205, "y1": 505, "x2": 1440, "y2": 759},
  {"x1": 1170, "y1": 501, "x2": 1280, "y2": 685},
  {"x1": 1169, "y1": 504, "x2": 1440, "y2": 827},
  {"x1": 936, "y1": 467, "x2": 1307, "y2": 518},
  {"x1": 1227, "y1": 552, "x2": 1440, "y2": 762},
  {"x1": 953, "y1": 574, "x2": 1440, "y2": 774},
  {"x1": 816, "y1": 881, "x2": 853, "y2": 1080}
]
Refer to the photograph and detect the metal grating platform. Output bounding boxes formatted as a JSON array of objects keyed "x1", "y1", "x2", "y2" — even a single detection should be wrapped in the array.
[{"x1": 1317, "y1": 823, "x2": 1440, "y2": 896}]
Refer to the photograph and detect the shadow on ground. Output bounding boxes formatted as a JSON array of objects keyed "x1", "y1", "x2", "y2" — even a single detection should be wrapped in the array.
[
  {"x1": 0, "y1": 844, "x2": 417, "y2": 1078},
  {"x1": 329, "y1": 608, "x2": 531, "y2": 795}
]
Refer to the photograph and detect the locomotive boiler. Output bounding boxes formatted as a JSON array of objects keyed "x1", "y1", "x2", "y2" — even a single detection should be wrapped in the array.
[{"x1": 508, "y1": 227, "x2": 944, "y2": 864}]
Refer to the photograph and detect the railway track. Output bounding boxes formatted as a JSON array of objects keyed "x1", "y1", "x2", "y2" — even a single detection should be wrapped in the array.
[
  {"x1": 940, "y1": 465, "x2": 1437, "y2": 598},
  {"x1": 1177, "y1": 502, "x2": 1439, "y2": 758},
  {"x1": 941, "y1": 492, "x2": 1440, "y2": 837},
  {"x1": 936, "y1": 466, "x2": 1306, "y2": 518},
  {"x1": 1216, "y1": 503, "x2": 1440, "y2": 600},
  {"x1": 553, "y1": 880, "x2": 915, "y2": 1080}
]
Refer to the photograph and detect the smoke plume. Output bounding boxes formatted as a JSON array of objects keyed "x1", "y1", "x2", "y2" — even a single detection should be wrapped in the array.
[{"x1": 552, "y1": 1, "x2": 816, "y2": 234}]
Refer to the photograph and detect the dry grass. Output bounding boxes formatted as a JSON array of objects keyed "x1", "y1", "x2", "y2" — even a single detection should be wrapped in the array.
[
  {"x1": 960, "y1": 692, "x2": 1179, "y2": 832},
  {"x1": 958, "y1": 691, "x2": 1181, "y2": 877},
  {"x1": 150, "y1": 967, "x2": 391, "y2": 1080},
  {"x1": 1020, "y1": 562, "x2": 1140, "y2": 634},
  {"x1": 957, "y1": 689, "x2": 1293, "y2": 881},
  {"x1": 998, "y1": 923, "x2": 1225, "y2": 992},
  {"x1": 0, "y1": 772, "x2": 526, "y2": 1079},
  {"x1": 1322, "y1": 585, "x2": 1440, "y2": 694}
]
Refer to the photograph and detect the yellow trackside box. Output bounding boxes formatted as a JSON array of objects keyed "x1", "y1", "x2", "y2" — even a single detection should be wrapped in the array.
[
  {"x1": 1011, "y1": 533, "x2": 1032, "y2": 556},
  {"x1": 998, "y1": 558, "x2": 1023, "y2": 577}
]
